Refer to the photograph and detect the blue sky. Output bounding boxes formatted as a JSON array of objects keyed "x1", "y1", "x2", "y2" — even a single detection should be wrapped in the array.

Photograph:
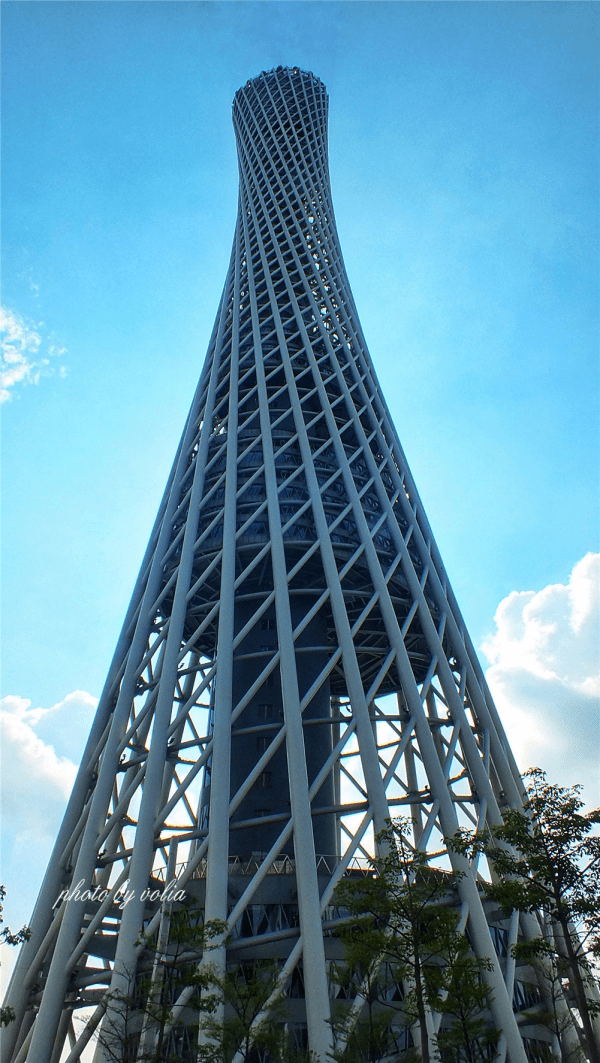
[{"x1": 1, "y1": 1, "x2": 598, "y2": 943}]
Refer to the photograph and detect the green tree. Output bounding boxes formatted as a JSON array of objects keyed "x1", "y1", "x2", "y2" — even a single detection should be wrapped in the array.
[
  {"x1": 198, "y1": 959, "x2": 290, "y2": 1063},
  {"x1": 329, "y1": 952, "x2": 406, "y2": 1063},
  {"x1": 331, "y1": 820, "x2": 499, "y2": 1063},
  {"x1": 434, "y1": 942, "x2": 499, "y2": 1063},
  {"x1": 98, "y1": 910, "x2": 225, "y2": 1062},
  {"x1": 0, "y1": 885, "x2": 31, "y2": 1028},
  {"x1": 511, "y1": 936, "x2": 587, "y2": 1063},
  {"x1": 99, "y1": 911, "x2": 313, "y2": 1062},
  {"x1": 449, "y1": 770, "x2": 600, "y2": 1063}
]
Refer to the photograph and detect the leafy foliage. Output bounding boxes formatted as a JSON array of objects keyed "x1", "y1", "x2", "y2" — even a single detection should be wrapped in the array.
[
  {"x1": 511, "y1": 937, "x2": 589, "y2": 1063},
  {"x1": 331, "y1": 820, "x2": 498, "y2": 1063},
  {"x1": 449, "y1": 770, "x2": 600, "y2": 1063},
  {"x1": 434, "y1": 945, "x2": 499, "y2": 1063},
  {"x1": 329, "y1": 953, "x2": 408, "y2": 1063},
  {"x1": 198, "y1": 959, "x2": 294, "y2": 1063},
  {"x1": 0, "y1": 885, "x2": 31, "y2": 1028},
  {"x1": 99, "y1": 909, "x2": 315, "y2": 1062},
  {"x1": 98, "y1": 911, "x2": 226, "y2": 1062}
]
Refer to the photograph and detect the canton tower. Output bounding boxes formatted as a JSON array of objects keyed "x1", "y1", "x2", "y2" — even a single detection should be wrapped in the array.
[{"x1": 3, "y1": 67, "x2": 545, "y2": 1063}]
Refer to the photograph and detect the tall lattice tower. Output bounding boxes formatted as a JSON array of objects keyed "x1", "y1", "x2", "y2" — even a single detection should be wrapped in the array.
[{"x1": 4, "y1": 67, "x2": 550, "y2": 1063}]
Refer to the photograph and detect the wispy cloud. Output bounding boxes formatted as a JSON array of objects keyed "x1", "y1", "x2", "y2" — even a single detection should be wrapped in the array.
[
  {"x1": 0, "y1": 306, "x2": 67, "y2": 403},
  {"x1": 483, "y1": 553, "x2": 600, "y2": 807}
]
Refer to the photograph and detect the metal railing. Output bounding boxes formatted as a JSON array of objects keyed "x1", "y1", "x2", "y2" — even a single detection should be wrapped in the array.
[{"x1": 151, "y1": 851, "x2": 375, "y2": 882}]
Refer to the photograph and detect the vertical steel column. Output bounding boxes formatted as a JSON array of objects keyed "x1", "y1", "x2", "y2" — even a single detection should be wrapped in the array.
[
  {"x1": 197, "y1": 219, "x2": 243, "y2": 1045},
  {"x1": 246, "y1": 220, "x2": 334, "y2": 1060}
]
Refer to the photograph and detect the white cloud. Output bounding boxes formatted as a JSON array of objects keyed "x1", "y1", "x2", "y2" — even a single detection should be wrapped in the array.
[
  {"x1": 483, "y1": 553, "x2": 600, "y2": 807},
  {"x1": 0, "y1": 694, "x2": 88, "y2": 838},
  {"x1": 0, "y1": 306, "x2": 67, "y2": 403},
  {"x1": 0, "y1": 691, "x2": 98, "y2": 826},
  {"x1": 31, "y1": 689, "x2": 99, "y2": 764},
  {"x1": 0, "y1": 691, "x2": 98, "y2": 1007}
]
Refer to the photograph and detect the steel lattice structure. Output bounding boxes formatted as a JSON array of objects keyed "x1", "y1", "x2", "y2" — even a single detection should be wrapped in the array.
[{"x1": 3, "y1": 67, "x2": 553, "y2": 1063}]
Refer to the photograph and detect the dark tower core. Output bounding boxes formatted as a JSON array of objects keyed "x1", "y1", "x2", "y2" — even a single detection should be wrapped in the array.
[{"x1": 3, "y1": 68, "x2": 552, "y2": 1063}]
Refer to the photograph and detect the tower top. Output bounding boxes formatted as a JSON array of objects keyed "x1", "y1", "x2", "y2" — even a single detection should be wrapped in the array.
[{"x1": 235, "y1": 66, "x2": 327, "y2": 103}]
